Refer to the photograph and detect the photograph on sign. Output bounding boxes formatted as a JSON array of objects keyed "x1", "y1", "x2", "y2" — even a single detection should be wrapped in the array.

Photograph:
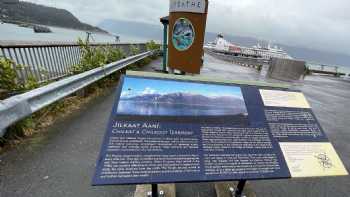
[
  {"x1": 117, "y1": 77, "x2": 248, "y2": 118},
  {"x1": 172, "y1": 18, "x2": 195, "y2": 51}
]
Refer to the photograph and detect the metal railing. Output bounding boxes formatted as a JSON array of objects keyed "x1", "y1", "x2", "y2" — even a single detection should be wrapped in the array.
[
  {"x1": 0, "y1": 41, "x2": 147, "y2": 83},
  {"x1": 306, "y1": 62, "x2": 339, "y2": 73},
  {"x1": 0, "y1": 50, "x2": 153, "y2": 137}
]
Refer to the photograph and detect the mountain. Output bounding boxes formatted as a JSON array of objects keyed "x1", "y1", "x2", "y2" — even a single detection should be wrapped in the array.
[
  {"x1": 0, "y1": 0, "x2": 107, "y2": 33},
  {"x1": 98, "y1": 19, "x2": 162, "y2": 40},
  {"x1": 121, "y1": 92, "x2": 246, "y2": 112},
  {"x1": 99, "y1": 19, "x2": 349, "y2": 67}
]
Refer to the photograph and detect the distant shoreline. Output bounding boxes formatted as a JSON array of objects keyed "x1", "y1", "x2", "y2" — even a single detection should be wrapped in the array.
[
  {"x1": 1, "y1": 19, "x2": 110, "y2": 35},
  {"x1": 119, "y1": 100, "x2": 244, "y2": 109}
]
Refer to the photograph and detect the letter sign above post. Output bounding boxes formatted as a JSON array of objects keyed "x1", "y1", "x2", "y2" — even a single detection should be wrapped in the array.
[
  {"x1": 168, "y1": 0, "x2": 209, "y2": 74},
  {"x1": 170, "y1": 0, "x2": 206, "y2": 13}
]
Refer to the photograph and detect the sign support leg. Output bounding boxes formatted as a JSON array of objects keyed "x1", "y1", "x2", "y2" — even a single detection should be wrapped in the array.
[
  {"x1": 235, "y1": 180, "x2": 246, "y2": 197},
  {"x1": 152, "y1": 184, "x2": 158, "y2": 197}
]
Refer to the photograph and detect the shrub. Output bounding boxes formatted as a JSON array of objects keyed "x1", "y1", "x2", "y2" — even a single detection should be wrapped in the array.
[
  {"x1": 130, "y1": 45, "x2": 140, "y2": 56},
  {"x1": 305, "y1": 66, "x2": 311, "y2": 75},
  {"x1": 71, "y1": 38, "x2": 106, "y2": 74},
  {"x1": 22, "y1": 76, "x2": 40, "y2": 91},
  {"x1": 257, "y1": 65, "x2": 263, "y2": 71},
  {"x1": 146, "y1": 40, "x2": 161, "y2": 59},
  {"x1": 0, "y1": 58, "x2": 39, "y2": 96},
  {"x1": 71, "y1": 39, "x2": 126, "y2": 74},
  {"x1": 0, "y1": 58, "x2": 17, "y2": 92},
  {"x1": 105, "y1": 46, "x2": 126, "y2": 64},
  {"x1": 146, "y1": 40, "x2": 160, "y2": 51}
]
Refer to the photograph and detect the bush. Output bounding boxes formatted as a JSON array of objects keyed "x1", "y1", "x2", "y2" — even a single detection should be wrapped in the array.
[
  {"x1": 257, "y1": 65, "x2": 263, "y2": 71},
  {"x1": 105, "y1": 45, "x2": 126, "y2": 64},
  {"x1": 0, "y1": 58, "x2": 18, "y2": 92},
  {"x1": 0, "y1": 58, "x2": 39, "y2": 96},
  {"x1": 130, "y1": 45, "x2": 140, "y2": 56},
  {"x1": 128, "y1": 42, "x2": 160, "y2": 70},
  {"x1": 71, "y1": 38, "x2": 105, "y2": 74},
  {"x1": 305, "y1": 66, "x2": 311, "y2": 75},
  {"x1": 146, "y1": 40, "x2": 160, "y2": 51},
  {"x1": 71, "y1": 38, "x2": 126, "y2": 74},
  {"x1": 146, "y1": 40, "x2": 161, "y2": 59}
]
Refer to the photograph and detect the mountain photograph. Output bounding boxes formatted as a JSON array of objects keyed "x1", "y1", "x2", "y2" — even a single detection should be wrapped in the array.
[{"x1": 116, "y1": 77, "x2": 248, "y2": 118}]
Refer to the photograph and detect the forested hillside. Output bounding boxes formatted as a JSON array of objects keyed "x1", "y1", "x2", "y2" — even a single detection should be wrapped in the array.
[{"x1": 0, "y1": 0, "x2": 107, "y2": 33}]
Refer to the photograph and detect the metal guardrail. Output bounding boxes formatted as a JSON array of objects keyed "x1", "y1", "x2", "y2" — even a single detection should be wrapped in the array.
[
  {"x1": 0, "y1": 51, "x2": 153, "y2": 137},
  {"x1": 306, "y1": 62, "x2": 346, "y2": 76},
  {"x1": 0, "y1": 41, "x2": 147, "y2": 83}
]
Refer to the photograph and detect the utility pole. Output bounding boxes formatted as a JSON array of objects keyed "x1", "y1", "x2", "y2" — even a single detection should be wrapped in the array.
[{"x1": 86, "y1": 32, "x2": 92, "y2": 43}]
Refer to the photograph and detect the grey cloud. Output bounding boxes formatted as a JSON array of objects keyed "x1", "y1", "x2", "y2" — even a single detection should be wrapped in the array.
[{"x1": 24, "y1": 0, "x2": 349, "y2": 55}]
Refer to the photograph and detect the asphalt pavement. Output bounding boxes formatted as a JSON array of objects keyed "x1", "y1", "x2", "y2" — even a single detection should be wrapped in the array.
[{"x1": 0, "y1": 55, "x2": 349, "y2": 197}]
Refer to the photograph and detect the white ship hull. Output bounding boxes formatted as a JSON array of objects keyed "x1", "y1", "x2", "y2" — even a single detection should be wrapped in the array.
[{"x1": 204, "y1": 35, "x2": 293, "y2": 60}]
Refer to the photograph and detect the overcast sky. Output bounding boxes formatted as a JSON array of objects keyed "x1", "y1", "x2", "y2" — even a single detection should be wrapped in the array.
[{"x1": 24, "y1": 0, "x2": 349, "y2": 55}]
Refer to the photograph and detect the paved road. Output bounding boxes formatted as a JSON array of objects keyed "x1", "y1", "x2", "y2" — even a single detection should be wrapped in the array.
[{"x1": 1, "y1": 55, "x2": 349, "y2": 197}]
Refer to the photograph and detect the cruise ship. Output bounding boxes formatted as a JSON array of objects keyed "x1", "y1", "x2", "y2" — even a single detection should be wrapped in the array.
[{"x1": 205, "y1": 34, "x2": 293, "y2": 60}]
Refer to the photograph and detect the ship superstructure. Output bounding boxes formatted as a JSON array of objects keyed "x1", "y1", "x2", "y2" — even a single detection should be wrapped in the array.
[{"x1": 205, "y1": 34, "x2": 293, "y2": 60}]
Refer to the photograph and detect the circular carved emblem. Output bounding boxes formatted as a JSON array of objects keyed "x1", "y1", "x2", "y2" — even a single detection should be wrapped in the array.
[{"x1": 172, "y1": 18, "x2": 195, "y2": 51}]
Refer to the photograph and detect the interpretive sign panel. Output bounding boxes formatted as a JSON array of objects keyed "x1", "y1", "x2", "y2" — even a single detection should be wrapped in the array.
[{"x1": 92, "y1": 75, "x2": 348, "y2": 186}]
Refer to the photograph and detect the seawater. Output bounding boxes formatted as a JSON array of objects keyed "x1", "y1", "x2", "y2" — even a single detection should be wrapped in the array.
[
  {"x1": 117, "y1": 101, "x2": 247, "y2": 116},
  {"x1": 0, "y1": 23, "x2": 148, "y2": 43}
]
